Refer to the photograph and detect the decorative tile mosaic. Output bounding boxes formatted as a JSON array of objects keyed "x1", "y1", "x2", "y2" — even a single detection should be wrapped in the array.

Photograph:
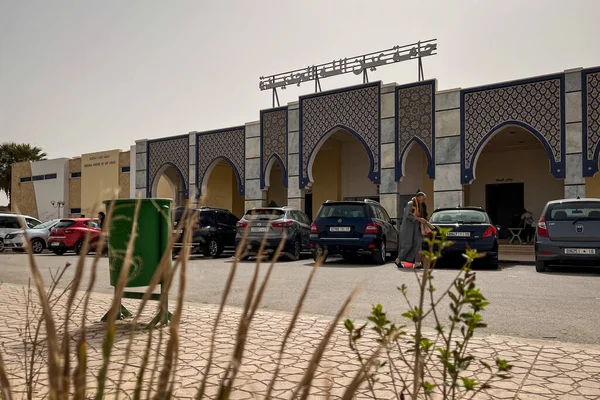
[
  {"x1": 584, "y1": 70, "x2": 600, "y2": 176},
  {"x1": 462, "y1": 77, "x2": 564, "y2": 183},
  {"x1": 299, "y1": 84, "x2": 380, "y2": 187},
  {"x1": 396, "y1": 81, "x2": 435, "y2": 179},
  {"x1": 196, "y1": 128, "x2": 245, "y2": 196},
  {"x1": 147, "y1": 136, "x2": 189, "y2": 197},
  {"x1": 261, "y1": 108, "x2": 288, "y2": 188}
]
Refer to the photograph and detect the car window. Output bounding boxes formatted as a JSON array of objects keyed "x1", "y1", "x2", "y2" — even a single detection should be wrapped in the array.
[
  {"x1": 317, "y1": 204, "x2": 368, "y2": 218},
  {"x1": 372, "y1": 206, "x2": 384, "y2": 220},
  {"x1": 0, "y1": 216, "x2": 20, "y2": 229},
  {"x1": 35, "y1": 220, "x2": 58, "y2": 230},
  {"x1": 84, "y1": 220, "x2": 100, "y2": 229},
  {"x1": 216, "y1": 212, "x2": 229, "y2": 225},
  {"x1": 55, "y1": 220, "x2": 76, "y2": 229},
  {"x1": 379, "y1": 207, "x2": 392, "y2": 223},
  {"x1": 244, "y1": 209, "x2": 285, "y2": 221},
  {"x1": 300, "y1": 211, "x2": 312, "y2": 224},
  {"x1": 226, "y1": 213, "x2": 239, "y2": 226},
  {"x1": 429, "y1": 210, "x2": 489, "y2": 224},
  {"x1": 26, "y1": 218, "x2": 41, "y2": 229},
  {"x1": 199, "y1": 211, "x2": 216, "y2": 226},
  {"x1": 546, "y1": 201, "x2": 600, "y2": 221}
]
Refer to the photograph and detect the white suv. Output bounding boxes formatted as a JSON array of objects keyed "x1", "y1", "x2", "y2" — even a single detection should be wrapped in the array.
[{"x1": 0, "y1": 213, "x2": 42, "y2": 252}]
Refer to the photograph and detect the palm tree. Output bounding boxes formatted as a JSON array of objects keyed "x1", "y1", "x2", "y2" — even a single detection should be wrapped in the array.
[{"x1": 0, "y1": 142, "x2": 47, "y2": 206}]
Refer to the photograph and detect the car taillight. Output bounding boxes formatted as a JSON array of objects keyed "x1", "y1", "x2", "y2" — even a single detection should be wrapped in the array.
[
  {"x1": 364, "y1": 222, "x2": 380, "y2": 234},
  {"x1": 236, "y1": 221, "x2": 248, "y2": 229},
  {"x1": 483, "y1": 226, "x2": 497, "y2": 238},
  {"x1": 272, "y1": 220, "x2": 294, "y2": 228},
  {"x1": 310, "y1": 222, "x2": 318, "y2": 234},
  {"x1": 537, "y1": 216, "x2": 549, "y2": 237}
]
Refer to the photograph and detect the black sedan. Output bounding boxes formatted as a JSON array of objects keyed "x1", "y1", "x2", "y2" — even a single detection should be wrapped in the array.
[{"x1": 424, "y1": 207, "x2": 499, "y2": 269}]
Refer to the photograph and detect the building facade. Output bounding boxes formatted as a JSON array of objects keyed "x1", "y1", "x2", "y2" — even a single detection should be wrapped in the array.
[{"x1": 133, "y1": 66, "x2": 600, "y2": 235}]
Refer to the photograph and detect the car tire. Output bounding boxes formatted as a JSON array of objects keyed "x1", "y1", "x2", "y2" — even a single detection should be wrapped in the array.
[
  {"x1": 74, "y1": 240, "x2": 87, "y2": 256},
  {"x1": 535, "y1": 259, "x2": 547, "y2": 272},
  {"x1": 52, "y1": 249, "x2": 66, "y2": 256},
  {"x1": 0, "y1": 240, "x2": 4, "y2": 253},
  {"x1": 289, "y1": 238, "x2": 302, "y2": 261},
  {"x1": 488, "y1": 255, "x2": 499, "y2": 270},
  {"x1": 372, "y1": 240, "x2": 387, "y2": 265},
  {"x1": 312, "y1": 248, "x2": 327, "y2": 263},
  {"x1": 31, "y1": 239, "x2": 45, "y2": 254},
  {"x1": 203, "y1": 239, "x2": 221, "y2": 258}
]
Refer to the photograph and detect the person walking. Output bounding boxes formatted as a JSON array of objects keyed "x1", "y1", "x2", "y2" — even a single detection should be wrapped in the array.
[
  {"x1": 395, "y1": 192, "x2": 428, "y2": 269},
  {"x1": 521, "y1": 209, "x2": 535, "y2": 245}
]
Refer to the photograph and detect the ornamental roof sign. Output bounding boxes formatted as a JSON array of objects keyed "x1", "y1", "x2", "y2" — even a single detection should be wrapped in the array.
[{"x1": 259, "y1": 39, "x2": 438, "y2": 94}]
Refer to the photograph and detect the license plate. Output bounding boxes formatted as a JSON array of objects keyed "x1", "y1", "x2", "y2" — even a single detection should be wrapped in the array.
[
  {"x1": 447, "y1": 231, "x2": 471, "y2": 237},
  {"x1": 251, "y1": 227, "x2": 268, "y2": 233},
  {"x1": 50, "y1": 242, "x2": 59, "y2": 247},
  {"x1": 564, "y1": 248, "x2": 596, "y2": 255},
  {"x1": 330, "y1": 227, "x2": 351, "y2": 232}
]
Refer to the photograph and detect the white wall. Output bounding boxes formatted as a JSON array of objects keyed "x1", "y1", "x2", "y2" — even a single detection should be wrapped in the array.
[
  {"x1": 129, "y1": 145, "x2": 136, "y2": 198},
  {"x1": 468, "y1": 146, "x2": 564, "y2": 219},
  {"x1": 340, "y1": 139, "x2": 378, "y2": 199},
  {"x1": 31, "y1": 158, "x2": 70, "y2": 221},
  {"x1": 399, "y1": 145, "x2": 424, "y2": 195}
]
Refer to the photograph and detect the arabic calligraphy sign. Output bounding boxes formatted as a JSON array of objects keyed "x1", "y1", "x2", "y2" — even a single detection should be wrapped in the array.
[{"x1": 259, "y1": 39, "x2": 437, "y2": 91}]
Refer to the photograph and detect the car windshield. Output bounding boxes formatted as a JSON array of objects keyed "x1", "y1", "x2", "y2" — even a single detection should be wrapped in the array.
[
  {"x1": 34, "y1": 220, "x2": 58, "y2": 230},
  {"x1": 317, "y1": 204, "x2": 367, "y2": 218},
  {"x1": 546, "y1": 202, "x2": 600, "y2": 221},
  {"x1": 430, "y1": 210, "x2": 489, "y2": 224},
  {"x1": 55, "y1": 220, "x2": 76, "y2": 228},
  {"x1": 244, "y1": 209, "x2": 285, "y2": 221}
]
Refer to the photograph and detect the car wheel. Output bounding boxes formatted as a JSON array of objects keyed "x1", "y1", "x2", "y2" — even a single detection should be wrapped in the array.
[
  {"x1": 0, "y1": 240, "x2": 4, "y2": 253},
  {"x1": 289, "y1": 238, "x2": 302, "y2": 261},
  {"x1": 488, "y1": 255, "x2": 499, "y2": 270},
  {"x1": 312, "y1": 248, "x2": 327, "y2": 263},
  {"x1": 204, "y1": 239, "x2": 221, "y2": 258},
  {"x1": 31, "y1": 239, "x2": 44, "y2": 254},
  {"x1": 372, "y1": 240, "x2": 386, "y2": 265},
  {"x1": 52, "y1": 249, "x2": 66, "y2": 256},
  {"x1": 535, "y1": 259, "x2": 547, "y2": 272},
  {"x1": 74, "y1": 240, "x2": 87, "y2": 256}
]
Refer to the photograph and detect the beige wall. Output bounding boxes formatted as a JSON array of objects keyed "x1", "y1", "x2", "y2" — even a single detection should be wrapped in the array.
[
  {"x1": 311, "y1": 141, "x2": 341, "y2": 212},
  {"x1": 119, "y1": 151, "x2": 130, "y2": 199},
  {"x1": 340, "y1": 138, "x2": 378, "y2": 199},
  {"x1": 202, "y1": 164, "x2": 244, "y2": 217},
  {"x1": 157, "y1": 175, "x2": 175, "y2": 199},
  {"x1": 467, "y1": 146, "x2": 564, "y2": 219},
  {"x1": 10, "y1": 161, "x2": 37, "y2": 217},
  {"x1": 81, "y1": 150, "x2": 120, "y2": 215},
  {"x1": 267, "y1": 163, "x2": 287, "y2": 207},
  {"x1": 68, "y1": 158, "x2": 81, "y2": 214}
]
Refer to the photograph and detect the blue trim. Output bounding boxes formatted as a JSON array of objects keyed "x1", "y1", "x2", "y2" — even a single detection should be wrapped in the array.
[
  {"x1": 259, "y1": 106, "x2": 289, "y2": 190},
  {"x1": 298, "y1": 82, "x2": 381, "y2": 189},
  {"x1": 195, "y1": 126, "x2": 246, "y2": 197},
  {"x1": 146, "y1": 135, "x2": 189, "y2": 199},
  {"x1": 121, "y1": 166, "x2": 131, "y2": 173},
  {"x1": 70, "y1": 208, "x2": 81, "y2": 214},
  {"x1": 70, "y1": 172, "x2": 81, "y2": 178},
  {"x1": 460, "y1": 73, "x2": 566, "y2": 184},
  {"x1": 44, "y1": 173, "x2": 57, "y2": 180},
  {"x1": 147, "y1": 161, "x2": 187, "y2": 199},
  {"x1": 20, "y1": 177, "x2": 32, "y2": 183},
  {"x1": 582, "y1": 67, "x2": 600, "y2": 177},
  {"x1": 32, "y1": 175, "x2": 44, "y2": 181},
  {"x1": 394, "y1": 80, "x2": 436, "y2": 181}
]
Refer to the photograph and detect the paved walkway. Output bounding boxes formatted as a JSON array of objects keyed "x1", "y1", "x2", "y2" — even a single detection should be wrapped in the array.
[{"x1": 0, "y1": 283, "x2": 599, "y2": 399}]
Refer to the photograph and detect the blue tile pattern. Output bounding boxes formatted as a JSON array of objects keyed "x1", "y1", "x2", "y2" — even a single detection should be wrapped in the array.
[
  {"x1": 299, "y1": 83, "x2": 380, "y2": 188},
  {"x1": 260, "y1": 108, "x2": 288, "y2": 189},
  {"x1": 461, "y1": 76, "x2": 565, "y2": 184},
  {"x1": 396, "y1": 80, "x2": 435, "y2": 180},
  {"x1": 196, "y1": 128, "x2": 245, "y2": 196},
  {"x1": 583, "y1": 69, "x2": 600, "y2": 176},
  {"x1": 147, "y1": 136, "x2": 189, "y2": 198}
]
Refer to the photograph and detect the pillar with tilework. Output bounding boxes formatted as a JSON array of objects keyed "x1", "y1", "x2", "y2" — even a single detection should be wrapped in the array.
[
  {"x1": 286, "y1": 101, "x2": 304, "y2": 211},
  {"x1": 244, "y1": 121, "x2": 266, "y2": 211},
  {"x1": 134, "y1": 139, "x2": 148, "y2": 199},
  {"x1": 564, "y1": 68, "x2": 586, "y2": 198},
  {"x1": 379, "y1": 83, "x2": 400, "y2": 223},
  {"x1": 434, "y1": 88, "x2": 464, "y2": 208}
]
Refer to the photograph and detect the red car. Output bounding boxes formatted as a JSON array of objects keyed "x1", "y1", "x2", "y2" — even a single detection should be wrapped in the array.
[{"x1": 48, "y1": 218, "x2": 102, "y2": 255}]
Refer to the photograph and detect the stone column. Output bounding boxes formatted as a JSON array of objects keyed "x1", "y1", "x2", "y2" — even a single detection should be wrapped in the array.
[
  {"x1": 564, "y1": 68, "x2": 586, "y2": 198},
  {"x1": 188, "y1": 132, "x2": 197, "y2": 202},
  {"x1": 286, "y1": 101, "x2": 305, "y2": 210},
  {"x1": 434, "y1": 88, "x2": 464, "y2": 209},
  {"x1": 134, "y1": 139, "x2": 148, "y2": 199},
  {"x1": 244, "y1": 121, "x2": 266, "y2": 211},
  {"x1": 379, "y1": 83, "x2": 400, "y2": 224}
]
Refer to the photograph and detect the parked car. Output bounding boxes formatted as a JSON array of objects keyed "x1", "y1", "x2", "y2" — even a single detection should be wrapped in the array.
[
  {"x1": 47, "y1": 218, "x2": 102, "y2": 255},
  {"x1": 3, "y1": 218, "x2": 60, "y2": 254},
  {"x1": 172, "y1": 207, "x2": 238, "y2": 258},
  {"x1": 425, "y1": 207, "x2": 499, "y2": 269},
  {"x1": 535, "y1": 198, "x2": 600, "y2": 272},
  {"x1": 309, "y1": 199, "x2": 399, "y2": 264},
  {"x1": 0, "y1": 213, "x2": 42, "y2": 252},
  {"x1": 235, "y1": 207, "x2": 312, "y2": 260}
]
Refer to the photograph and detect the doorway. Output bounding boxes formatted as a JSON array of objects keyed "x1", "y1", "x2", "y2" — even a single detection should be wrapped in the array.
[{"x1": 486, "y1": 182, "x2": 524, "y2": 239}]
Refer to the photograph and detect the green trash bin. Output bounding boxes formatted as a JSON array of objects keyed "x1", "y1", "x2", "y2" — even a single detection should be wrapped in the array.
[{"x1": 102, "y1": 198, "x2": 173, "y2": 324}]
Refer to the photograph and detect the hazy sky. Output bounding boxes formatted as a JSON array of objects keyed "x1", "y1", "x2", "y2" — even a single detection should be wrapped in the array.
[{"x1": 1, "y1": 0, "x2": 600, "y2": 206}]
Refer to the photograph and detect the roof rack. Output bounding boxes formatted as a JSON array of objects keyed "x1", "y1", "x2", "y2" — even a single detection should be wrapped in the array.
[{"x1": 363, "y1": 199, "x2": 380, "y2": 204}]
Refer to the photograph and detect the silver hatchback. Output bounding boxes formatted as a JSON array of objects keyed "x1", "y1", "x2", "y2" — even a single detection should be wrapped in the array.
[{"x1": 535, "y1": 198, "x2": 600, "y2": 272}]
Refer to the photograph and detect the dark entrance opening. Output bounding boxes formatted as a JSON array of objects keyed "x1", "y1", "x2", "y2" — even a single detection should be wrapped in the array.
[
  {"x1": 486, "y1": 182, "x2": 524, "y2": 240},
  {"x1": 305, "y1": 193, "x2": 313, "y2": 220}
]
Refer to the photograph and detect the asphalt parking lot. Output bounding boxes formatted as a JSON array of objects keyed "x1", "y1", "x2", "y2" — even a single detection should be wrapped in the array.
[{"x1": 1, "y1": 250, "x2": 599, "y2": 344}]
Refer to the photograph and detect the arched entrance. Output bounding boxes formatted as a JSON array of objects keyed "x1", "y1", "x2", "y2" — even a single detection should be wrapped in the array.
[
  {"x1": 398, "y1": 142, "x2": 434, "y2": 215},
  {"x1": 200, "y1": 158, "x2": 245, "y2": 217},
  {"x1": 464, "y1": 125, "x2": 563, "y2": 238},
  {"x1": 305, "y1": 128, "x2": 377, "y2": 219},
  {"x1": 264, "y1": 157, "x2": 287, "y2": 207},
  {"x1": 152, "y1": 164, "x2": 185, "y2": 207}
]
